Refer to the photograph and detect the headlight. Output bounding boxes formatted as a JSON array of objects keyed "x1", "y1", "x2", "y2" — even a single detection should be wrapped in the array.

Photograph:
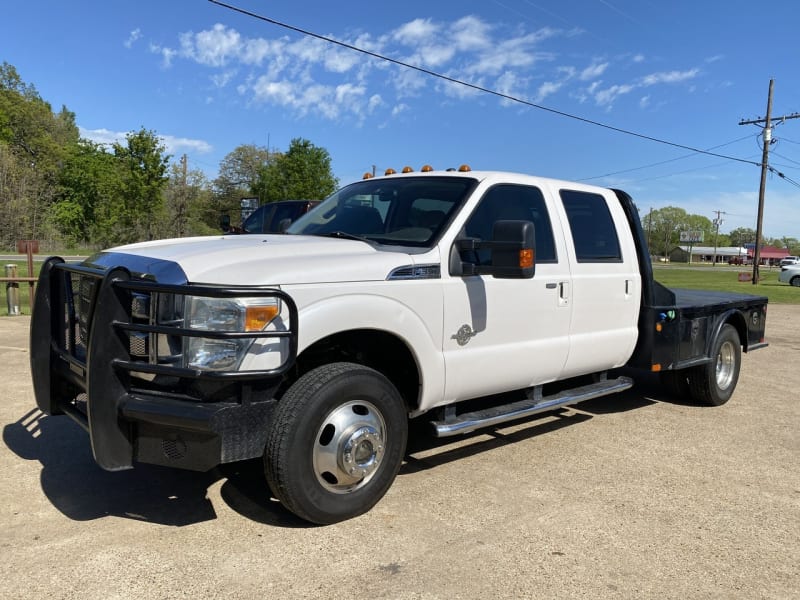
[{"x1": 184, "y1": 297, "x2": 281, "y2": 371}]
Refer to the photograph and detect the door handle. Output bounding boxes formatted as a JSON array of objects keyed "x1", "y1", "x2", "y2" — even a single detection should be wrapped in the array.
[{"x1": 559, "y1": 281, "x2": 569, "y2": 306}]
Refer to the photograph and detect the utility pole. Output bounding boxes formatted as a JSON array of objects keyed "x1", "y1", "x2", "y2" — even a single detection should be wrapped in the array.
[
  {"x1": 712, "y1": 210, "x2": 725, "y2": 266},
  {"x1": 178, "y1": 154, "x2": 188, "y2": 237},
  {"x1": 739, "y1": 79, "x2": 800, "y2": 283}
]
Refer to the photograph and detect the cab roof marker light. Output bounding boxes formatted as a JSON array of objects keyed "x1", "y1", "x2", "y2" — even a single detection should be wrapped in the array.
[
  {"x1": 362, "y1": 172, "x2": 374, "y2": 179},
  {"x1": 402, "y1": 166, "x2": 413, "y2": 173},
  {"x1": 385, "y1": 168, "x2": 396, "y2": 175},
  {"x1": 421, "y1": 164, "x2": 433, "y2": 172},
  {"x1": 458, "y1": 164, "x2": 472, "y2": 172}
]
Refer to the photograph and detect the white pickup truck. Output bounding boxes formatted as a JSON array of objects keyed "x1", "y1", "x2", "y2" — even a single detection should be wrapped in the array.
[{"x1": 31, "y1": 167, "x2": 768, "y2": 523}]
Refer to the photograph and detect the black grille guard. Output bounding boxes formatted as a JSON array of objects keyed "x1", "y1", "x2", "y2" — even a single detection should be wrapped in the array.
[{"x1": 30, "y1": 256, "x2": 299, "y2": 471}]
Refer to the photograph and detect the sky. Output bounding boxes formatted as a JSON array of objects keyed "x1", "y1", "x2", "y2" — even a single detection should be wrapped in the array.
[{"x1": 3, "y1": 0, "x2": 800, "y2": 240}]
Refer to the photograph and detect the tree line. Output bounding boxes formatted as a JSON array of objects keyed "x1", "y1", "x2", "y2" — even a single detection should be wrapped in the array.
[
  {"x1": 0, "y1": 62, "x2": 338, "y2": 251},
  {"x1": 642, "y1": 206, "x2": 799, "y2": 258}
]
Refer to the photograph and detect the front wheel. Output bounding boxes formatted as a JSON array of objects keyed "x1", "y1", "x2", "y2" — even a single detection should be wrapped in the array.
[
  {"x1": 790, "y1": 276, "x2": 800, "y2": 287},
  {"x1": 265, "y1": 362, "x2": 408, "y2": 524},
  {"x1": 687, "y1": 324, "x2": 741, "y2": 406}
]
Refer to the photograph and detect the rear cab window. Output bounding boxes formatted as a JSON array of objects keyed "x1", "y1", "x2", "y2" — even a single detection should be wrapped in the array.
[{"x1": 559, "y1": 189, "x2": 622, "y2": 263}]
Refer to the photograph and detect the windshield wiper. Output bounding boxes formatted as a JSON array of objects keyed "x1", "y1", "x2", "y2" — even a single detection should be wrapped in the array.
[{"x1": 317, "y1": 231, "x2": 373, "y2": 243}]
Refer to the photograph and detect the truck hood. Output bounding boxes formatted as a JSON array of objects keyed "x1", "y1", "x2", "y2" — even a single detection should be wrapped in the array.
[{"x1": 103, "y1": 234, "x2": 421, "y2": 285}]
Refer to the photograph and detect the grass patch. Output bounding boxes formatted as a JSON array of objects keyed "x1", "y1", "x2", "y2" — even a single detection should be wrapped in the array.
[{"x1": 653, "y1": 264, "x2": 799, "y2": 304}]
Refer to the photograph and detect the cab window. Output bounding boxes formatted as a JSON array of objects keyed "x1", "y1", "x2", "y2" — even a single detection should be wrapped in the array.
[
  {"x1": 560, "y1": 189, "x2": 622, "y2": 262},
  {"x1": 463, "y1": 184, "x2": 557, "y2": 265}
]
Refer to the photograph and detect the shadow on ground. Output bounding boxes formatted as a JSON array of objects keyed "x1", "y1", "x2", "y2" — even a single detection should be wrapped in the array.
[
  {"x1": 4, "y1": 375, "x2": 683, "y2": 527},
  {"x1": 2, "y1": 409, "x2": 304, "y2": 528}
]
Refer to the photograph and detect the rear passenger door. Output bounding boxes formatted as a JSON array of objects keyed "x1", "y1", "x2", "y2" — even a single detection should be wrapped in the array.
[{"x1": 555, "y1": 188, "x2": 641, "y2": 378}]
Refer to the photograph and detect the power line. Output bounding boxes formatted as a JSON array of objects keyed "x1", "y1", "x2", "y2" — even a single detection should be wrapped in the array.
[
  {"x1": 623, "y1": 155, "x2": 761, "y2": 184},
  {"x1": 579, "y1": 135, "x2": 754, "y2": 181},
  {"x1": 208, "y1": 0, "x2": 761, "y2": 168},
  {"x1": 769, "y1": 166, "x2": 800, "y2": 189},
  {"x1": 772, "y1": 151, "x2": 800, "y2": 167}
]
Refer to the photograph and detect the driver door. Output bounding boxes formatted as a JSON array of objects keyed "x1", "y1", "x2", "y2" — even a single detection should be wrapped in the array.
[{"x1": 441, "y1": 183, "x2": 572, "y2": 404}]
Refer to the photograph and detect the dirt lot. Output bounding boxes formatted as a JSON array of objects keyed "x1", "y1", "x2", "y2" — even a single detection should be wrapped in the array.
[{"x1": 2, "y1": 306, "x2": 799, "y2": 599}]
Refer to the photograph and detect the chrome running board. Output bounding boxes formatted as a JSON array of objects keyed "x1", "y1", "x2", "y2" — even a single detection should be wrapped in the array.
[{"x1": 430, "y1": 376, "x2": 633, "y2": 437}]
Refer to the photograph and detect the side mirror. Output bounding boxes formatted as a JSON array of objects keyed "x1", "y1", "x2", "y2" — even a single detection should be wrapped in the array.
[
  {"x1": 220, "y1": 214, "x2": 231, "y2": 233},
  {"x1": 451, "y1": 220, "x2": 536, "y2": 279},
  {"x1": 489, "y1": 220, "x2": 536, "y2": 279}
]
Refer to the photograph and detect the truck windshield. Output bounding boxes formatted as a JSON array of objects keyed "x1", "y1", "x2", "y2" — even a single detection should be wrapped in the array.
[{"x1": 286, "y1": 176, "x2": 478, "y2": 247}]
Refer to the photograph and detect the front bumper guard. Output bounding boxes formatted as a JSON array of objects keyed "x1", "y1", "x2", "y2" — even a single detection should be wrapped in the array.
[{"x1": 30, "y1": 257, "x2": 298, "y2": 472}]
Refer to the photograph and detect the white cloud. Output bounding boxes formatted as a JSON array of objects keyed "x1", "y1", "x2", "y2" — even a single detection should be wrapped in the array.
[
  {"x1": 160, "y1": 135, "x2": 213, "y2": 154},
  {"x1": 179, "y1": 23, "x2": 242, "y2": 67},
  {"x1": 153, "y1": 16, "x2": 702, "y2": 123},
  {"x1": 591, "y1": 67, "x2": 700, "y2": 107},
  {"x1": 535, "y1": 80, "x2": 563, "y2": 103},
  {"x1": 393, "y1": 69, "x2": 429, "y2": 98},
  {"x1": 468, "y1": 29, "x2": 557, "y2": 76},
  {"x1": 79, "y1": 127, "x2": 126, "y2": 147},
  {"x1": 495, "y1": 71, "x2": 529, "y2": 105},
  {"x1": 78, "y1": 127, "x2": 212, "y2": 154},
  {"x1": 579, "y1": 62, "x2": 608, "y2": 81},
  {"x1": 391, "y1": 103, "x2": 409, "y2": 117},
  {"x1": 639, "y1": 95, "x2": 650, "y2": 108},
  {"x1": 240, "y1": 37, "x2": 283, "y2": 66},
  {"x1": 211, "y1": 70, "x2": 237, "y2": 88},
  {"x1": 451, "y1": 15, "x2": 492, "y2": 51},
  {"x1": 594, "y1": 83, "x2": 636, "y2": 106},
  {"x1": 368, "y1": 94, "x2": 383, "y2": 112},
  {"x1": 393, "y1": 18, "x2": 440, "y2": 45},
  {"x1": 149, "y1": 43, "x2": 176, "y2": 68},
  {"x1": 124, "y1": 28, "x2": 142, "y2": 49},
  {"x1": 641, "y1": 68, "x2": 699, "y2": 86}
]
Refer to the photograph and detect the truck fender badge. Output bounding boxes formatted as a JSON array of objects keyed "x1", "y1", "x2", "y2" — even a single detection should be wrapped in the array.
[{"x1": 452, "y1": 324, "x2": 477, "y2": 346}]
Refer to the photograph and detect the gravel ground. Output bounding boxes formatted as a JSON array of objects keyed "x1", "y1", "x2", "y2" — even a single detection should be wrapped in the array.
[{"x1": 1, "y1": 306, "x2": 798, "y2": 599}]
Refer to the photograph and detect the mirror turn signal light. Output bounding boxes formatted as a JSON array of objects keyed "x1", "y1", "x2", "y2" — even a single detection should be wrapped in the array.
[{"x1": 519, "y1": 249, "x2": 534, "y2": 269}]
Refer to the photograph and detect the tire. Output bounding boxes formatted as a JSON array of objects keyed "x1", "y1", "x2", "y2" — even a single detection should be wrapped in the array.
[
  {"x1": 264, "y1": 362, "x2": 408, "y2": 524},
  {"x1": 791, "y1": 276, "x2": 800, "y2": 287},
  {"x1": 687, "y1": 324, "x2": 741, "y2": 406}
]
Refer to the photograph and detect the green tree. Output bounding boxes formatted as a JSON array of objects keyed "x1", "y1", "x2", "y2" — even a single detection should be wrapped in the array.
[
  {"x1": 162, "y1": 159, "x2": 216, "y2": 238},
  {"x1": 52, "y1": 140, "x2": 120, "y2": 246},
  {"x1": 728, "y1": 227, "x2": 756, "y2": 248},
  {"x1": 253, "y1": 138, "x2": 338, "y2": 203},
  {"x1": 643, "y1": 207, "x2": 690, "y2": 259},
  {"x1": 213, "y1": 143, "x2": 272, "y2": 214},
  {"x1": 107, "y1": 128, "x2": 170, "y2": 244},
  {"x1": 0, "y1": 62, "x2": 80, "y2": 248},
  {"x1": 780, "y1": 237, "x2": 800, "y2": 255}
]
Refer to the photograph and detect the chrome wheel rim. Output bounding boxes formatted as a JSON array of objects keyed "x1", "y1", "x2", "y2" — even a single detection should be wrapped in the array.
[
  {"x1": 312, "y1": 400, "x2": 387, "y2": 494},
  {"x1": 716, "y1": 340, "x2": 736, "y2": 391}
]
